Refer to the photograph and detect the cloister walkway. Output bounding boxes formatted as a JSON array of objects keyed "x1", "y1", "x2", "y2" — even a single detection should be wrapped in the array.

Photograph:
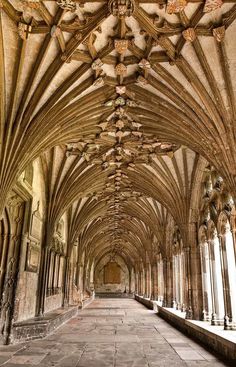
[{"x1": 0, "y1": 299, "x2": 232, "y2": 367}]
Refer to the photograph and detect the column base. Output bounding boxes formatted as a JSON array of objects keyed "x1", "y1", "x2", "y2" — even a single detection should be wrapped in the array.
[
  {"x1": 185, "y1": 306, "x2": 193, "y2": 320},
  {"x1": 211, "y1": 313, "x2": 224, "y2": 326},
  {"x1": 150, "y1": 294, "x2": 158, "y2": 301},
  {"x1": 172, "y1": 300, "x2": 177, "y2": 309},
  {"x1": 176, "y1": 303, "x2": 182, "y2": 311},
  {"x1": 201, "y1": 309, "x2": 211, "y2": 321},
  {"x1": 224, "y1": 315, "x2": 236, "y2": 330}
]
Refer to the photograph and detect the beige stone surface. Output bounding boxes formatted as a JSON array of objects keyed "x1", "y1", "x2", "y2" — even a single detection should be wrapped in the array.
[{"x1": 0, "y1": 299, "x2": 231, "y2": 367}]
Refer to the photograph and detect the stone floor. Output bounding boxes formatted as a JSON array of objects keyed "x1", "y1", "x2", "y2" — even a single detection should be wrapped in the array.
[{"x1": 0, "y1": 299, "x2": 233, "y2": 366}]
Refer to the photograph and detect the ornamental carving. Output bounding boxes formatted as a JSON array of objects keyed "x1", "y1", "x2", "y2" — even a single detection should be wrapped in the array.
[
  {"x1": 21, "y1": 0, "x2": 40, "y2": 9},
  {"x1": 114, "y1": 39, "x2": 129, "y2": 54},
  {"x1": 116, "y1": 85, "x2": 126, "y2": 95},
  {"x1": 213, "y1": 26, "x2": 225, "y2": 42},
  {"x1": 203, "y1": 0, "x2": 223, "y2": 13},
  {"x1": 137, "y1": 75, "x2": 148, "y2": 85},
  {"x1": 56, "y1": 0, "x2": 76, "y2": 12},
  {"x1": 115, "y1": 63, "x2": 127, "y2": 76},
  {"x1": 91, "y1": 58, "x2": 103, "y2": 70},
  {"x1": 182, "y1": 28, "x2": 196, "y2": 42},
  {"x1": 7, "y1": 193, "x2": 23, "y2": 209},
  {"x1": 93, "y1": 76, "x2": 105, "y2": 86},
  {"x1": 166, "y1": 0, "x2": 187, "y2": 15},
  {"x1": 18, "y1": 22, "x2": 32, "y2": 40},
  {"x1": 109, "y1": 0, "x2": 135, "y2": 18},
  {"x1": 50, "y1": 25, "x2": 61, "y2": 38},
  {"x1": 138, "y1": 59, "x2": 151, "y2": 70},
  {"x1": 51, "y1": 235, "x2": 65, "y2": 255}
]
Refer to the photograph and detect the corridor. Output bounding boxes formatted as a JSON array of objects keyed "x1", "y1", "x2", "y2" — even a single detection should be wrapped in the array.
[{"x1": 0, "y1": 299, "x2": 231, "y2": 367}]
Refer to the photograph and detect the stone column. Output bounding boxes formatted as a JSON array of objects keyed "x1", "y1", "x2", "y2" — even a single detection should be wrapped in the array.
[
  {"x1": 208, "y1": 237, "x2": 224, "y2": 325},
  {"x1": 219, "y1": 234, "x2": 233, "y2": 329},
  {"x1": 134, "y1": 269, "x2": 138, "y2": 294},
  {"x1": 0, "y1": 233, "x2": 10, "y2": 299},
  {"x1": 144, "y1": 268, "x2": 148, "y2": 298},
  {"x1": 159, "y1": 259, "x2": 164, "y2": 303},
  {"x1": 146, "y1": 263, "x2": 151, "y2": 299},
  {"x1": 172, "y1": 256, "x2": 177, "y2": 309},
  {"x1": 62, "y1": 255, "x2": 70, "y2": 307},
  {"x1": 139, "y1": 270, "x2": 142, "y2": 295},
  {"x1": 162, "y1": 258, "x2": 168, "y2": 306},
  {"x1": 162, "y1": 258, "x2": 173, "y2": 307},
  {"x1": 163, "y1": 259, "x2": 173, "y2": 307},
  {"x1": 178, "y1": 253, "x2": 184, "y2": 310},
  {"x1": 167, "y1": 258, "x2": 174, "y2": 307},
  {"x1": 184, "y1": 247, "x2": 193, "y2": 319},
  {"x1": 176, "y1": 254, "x2": 183, "y2": 310},
  {"x1": 219, "y1": 231, "x2": 236, "y2": 329},
  {"x1": 128, "y1": 269, "x2": 132, "y2": 294},
  {"x1": 199, "y1": 242, "x2": 212, "y2": 320},
  {"x1": 151, "y1": 262, "x2": 158, "y2": 300}
]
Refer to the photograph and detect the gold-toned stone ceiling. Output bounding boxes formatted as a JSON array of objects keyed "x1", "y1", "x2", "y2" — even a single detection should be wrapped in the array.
[{"x1": 0, "y1": 0, "x2": 236, "y2": 264}]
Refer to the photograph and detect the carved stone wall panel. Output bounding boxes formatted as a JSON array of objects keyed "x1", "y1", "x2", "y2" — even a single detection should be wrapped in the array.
[{"x1": 25, "y1": 243, "x2": 40, "y2": 272}]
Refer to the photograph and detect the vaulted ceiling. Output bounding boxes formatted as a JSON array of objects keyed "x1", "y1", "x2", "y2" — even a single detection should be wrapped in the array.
[{"x1": 0, "y1": 0, "x2": 236, "y2": 264}]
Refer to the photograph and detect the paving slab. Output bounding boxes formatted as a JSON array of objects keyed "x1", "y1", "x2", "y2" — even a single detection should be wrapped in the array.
[{"x1": 0, "y1": 299, "x2": 232, "y2": 366}]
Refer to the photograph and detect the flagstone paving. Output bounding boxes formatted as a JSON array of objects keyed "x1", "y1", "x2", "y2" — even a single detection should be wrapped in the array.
[{"x1": 0, "y1": 299, "x2": 233, "y2": 366}]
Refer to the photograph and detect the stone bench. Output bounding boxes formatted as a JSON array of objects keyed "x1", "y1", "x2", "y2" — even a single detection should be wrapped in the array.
[
  {"x1": 135, "y1": 294, "x2": 236, "y2": 361},
  {"x1": 12, "y1": 306, "x2": 78, "y2": 343}
]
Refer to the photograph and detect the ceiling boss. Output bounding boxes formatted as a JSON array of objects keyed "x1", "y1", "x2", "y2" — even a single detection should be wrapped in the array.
[{"x1": 108, "y1": 0, "x2": 135, "y2": 18}]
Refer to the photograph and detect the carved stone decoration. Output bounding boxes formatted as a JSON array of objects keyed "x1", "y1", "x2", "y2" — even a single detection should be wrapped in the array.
[
  {"x1": 51, "y1": 234, "x2": 65, "y2": 255},
  {"x1": 115, "y1": 63, "x2": 127, "y2": 76},
  {"x1": 182, "y1": 28, "x2": 196, "y2": 42},
  {"x1": 93, "y1": 76, "x2": 105, "y2": 86},
  {"x1": 114, "y1": 39, "x2": 129, "y2": 54},
  {"x1": 137, "y1": 75, "x2": 148, "y2": 85},
  {"x1": 166, "y1": 0, "x2": 187, "y2": 14},
  {"x1": 18, "y1": 22, "x2": 32, "y2": 40},
  {"x1": 25, "y1": 243, "x2": 40, "y2": 272},
  {"x1": 50, "y1": 25, "x2": 61, "y2": 38},
  {"x1": 126, "y1": 99, "x2": 138, "y2": 107},
  {"x1": 7, "y1": 193, "x2": 24, "y2": 213},
  {"x1": 109, "y1": 0, "x2": 135, "y2": 18},
  {"x1": 30, "y1": 202, "x2": 42, "y2": 240},
  {"x1": 56, "y1": 0, "x2": 76, "y2": 12},
  {"x1": 203, "y1": 0, "x2": 223, "y2": 13},
  {"x1": 20, "y1": 0, "x2": 40, "y2": 9},
  {"x1": 213, "y1": 26, "x2": 225, "y2": 42},
  {"x1": 91, "y1": 58, "x2": 103, "y2": 70},
  {"x1": 116, "y1": 85, "x2": 126, "y2": 95},
  {"x1": 104, "y1": 100, "x2": 115, "y2": 107},
  {"x1": 115, "y1": 96, "x2": 126, "y2": 106},
  {"x1": 138, "y1": 59, "x2": 151, "y2": 69}
]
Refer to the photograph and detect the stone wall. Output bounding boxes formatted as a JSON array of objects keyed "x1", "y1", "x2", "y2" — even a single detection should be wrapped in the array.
[
  {"x1": 44, "y1": 294, "x2": 63, "y2": 313},
  {"x1": 95, "y1": 256, "x2": 129, "y2": 294},
  {"x1": 15, "y1": 272, "x2": 38, "y2": 322},
  {"x1": 14, "y1": 159, "x2": 45, "y2": 322}
]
